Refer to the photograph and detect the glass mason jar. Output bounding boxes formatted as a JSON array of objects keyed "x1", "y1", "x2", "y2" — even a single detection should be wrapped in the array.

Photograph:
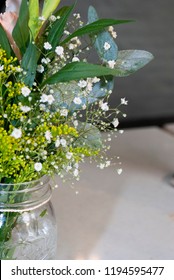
[{"x1": 0, "y1": 176, "x2": 57, "y2": 260}]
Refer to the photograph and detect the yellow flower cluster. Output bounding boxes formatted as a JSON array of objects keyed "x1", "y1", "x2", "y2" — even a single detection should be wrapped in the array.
[
  {"x1": 0, "y1": 128, "x2": 25, "y2": 180},
  {"x1": 5, "y1": 81, "x2": 25, "y2": 98},
  {"x1": 0, "y1": 48, "x2": 19, "y2": 82},
  {"x1": 0, "y1": 47, "x2": 102, "y2": 183},
  {"x1": 5, "y1": 104, "x2": 24, "y2": 120}
]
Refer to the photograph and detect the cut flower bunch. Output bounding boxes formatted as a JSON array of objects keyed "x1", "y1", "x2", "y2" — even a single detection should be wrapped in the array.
[
  {"x1": 0, "y1": 0, "x2": 153, "y2": 183},
  {"x1": 0, "y1": 0, "x2": 153, "y2": 259}
]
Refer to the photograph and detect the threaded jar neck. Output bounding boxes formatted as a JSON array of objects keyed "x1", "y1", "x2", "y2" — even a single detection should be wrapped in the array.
[{"x1": 0, "y1": 176, "x2": 52, "y2": 212}]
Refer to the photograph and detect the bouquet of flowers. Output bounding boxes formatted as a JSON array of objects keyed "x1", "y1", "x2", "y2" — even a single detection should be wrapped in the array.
[{"x1": 0, "y1": 0, "x2": 153, "y2": 259}]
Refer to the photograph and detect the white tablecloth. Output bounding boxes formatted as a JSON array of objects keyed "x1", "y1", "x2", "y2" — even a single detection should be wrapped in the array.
[{"x1": 51, "y1": 127, "x2": 174, "y2": 260}]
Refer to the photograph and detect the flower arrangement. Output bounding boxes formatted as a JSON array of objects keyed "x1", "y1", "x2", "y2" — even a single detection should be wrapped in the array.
[
  {"x1": 0, "y1": 0, "x2": 153, "y2": 184},
  {"x1": 0, "y1": 0, "x2": 153, "y2": 259}
]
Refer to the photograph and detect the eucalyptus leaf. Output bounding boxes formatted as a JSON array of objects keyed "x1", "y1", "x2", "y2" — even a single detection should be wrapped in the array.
[
  {"x1": 114, "y1": 50, "x2": 154, "y2": 76},
  {"x1": 0, "y1": 25, "x2": 11, "y2": 57},
  {"x1": 47, "y1": 81, "x2": 85, "y2": 111},
  {"x1": 12, "y1": 0, "x2": 29, "y2": 55},
  {"x1": 87, "y1": 77, "x2": 114, "y2": 104},
  {"x1": 88, "y1": 6, "x2": 118, "y2": 62},
  {"x1": 47, "y1": 77, "x2": 113, "y2": 113},
  {"x1": 61, "y1": 18, "x2": 133, "y2": 45},
  {"x1": 75, "y1": 123, "x2": 102, "y2": 150}
]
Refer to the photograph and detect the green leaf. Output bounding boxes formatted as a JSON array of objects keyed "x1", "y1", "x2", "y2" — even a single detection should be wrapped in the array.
[
  {"x1": 0, "y1": 25, "x2": 11, "y2": 57},
  {"x1": 40, "y1": 209, "x2": 48, "y2": 218},
  {"x1": 61, "y1": 18, "x2": 133, "y2": 45},
  {"x1": 88, "y1": 6, "x2": 118, "y2": 61},
  {"x1": 75, "y1": 123, "x2": 103, "y2": 150},
  {"x1": 41, "y1": 61, "x2": 123, "y2": 86},
  {"x1": 21, "y1": 43, "x2": 38, "y2": 86},
  {"x1": 114, "y1": 50, "x2": 154, "y2": 76},
  {"x1": 28, "y1": 0, "x2": 40, "y2": 39},
  {"x1": 12, "y1": 0, "x2": 30, "y2": 55},
  {"x1": 42, "y1": 0, "x2": 61, "y2": 20},
  {"x1": 87, "y1": 77, "x2": 114, "y2": 104},
  {"x1": 47, "y1": 5, "x2": 75, "y2": 50}
]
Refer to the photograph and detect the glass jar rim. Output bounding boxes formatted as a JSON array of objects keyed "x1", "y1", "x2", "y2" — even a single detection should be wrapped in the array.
[
  {"x1": 0, "y1": 175, "x2": 49, "y2": 187},
  {"x1": 0, "y1": 176, "x2": 52, "y2": 212}
]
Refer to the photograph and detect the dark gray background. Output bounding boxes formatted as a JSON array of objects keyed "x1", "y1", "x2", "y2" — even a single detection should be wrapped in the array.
[{"x1": 1, "y1": 0, "x2": 173, "y2": 127}]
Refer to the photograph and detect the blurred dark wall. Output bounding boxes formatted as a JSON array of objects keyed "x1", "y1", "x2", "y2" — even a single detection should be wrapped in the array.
[{"x1": 1, "y1": 0, "x2": 173, "y2": 127}]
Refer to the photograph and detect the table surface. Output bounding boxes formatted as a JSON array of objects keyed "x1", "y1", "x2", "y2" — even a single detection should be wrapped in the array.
[{"x1": 51, "y1": 127, "x2": 174, "y2": 260}]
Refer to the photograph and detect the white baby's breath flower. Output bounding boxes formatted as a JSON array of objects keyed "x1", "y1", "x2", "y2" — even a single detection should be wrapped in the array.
[
  {"x1": 92, "y1": 77, "x2": 100, "y2": 83},
  {"x1": 121, "y1": 98, "x2": 128, "y2": 105},
  {"x1": 11, "y1": 128, "x2": 22, "y2": 139},
  {"x1": 20, "y1": 106, "x2": 31, "y2": 113},
  {"x1": 55, "y1": 46, "x2": 64, "y2": 56},
  {"x1": 37, "y1": 65, "x2": 44, "y2": 73},
  {"x1": 60, "y1": 108, "x2": 68, "y2": 117},
  {"x1": 73, "y1": 169, "x2": 79, "y2": 177},
  {"x1": 66, "y1": 165, "x2": 72, "y2": 171},
  {"x1": 99, "y1": 163, "x2": 105, "y2": 169},
  {"x1": 78, "y1": 80, "x2": 87, "y2": 88},
  {"x1": 55, "y1": 138, "x2": 60, "y2": 148},
  {"x1": 82, "y1": 104, "x2": 86, "y2": 110},
  {"x1": 45, "y1": 130, "x2": 52, "y2": 142},
  {"x1": 44, "y1": 42, "x2": 52, "y2": 50},
  {"x1": 64, "y1": 30, "x2": 70, "y2": 35},
  {"x1": 104, "y1": 42, "x2": 111, "y2": 50},
  {"x1": 21, "y1": 86, "x2": 31, "y2": 97},
  {"x1": 117, "y1": 168, "x2": 123, "y2": 175},
  {"x1": 100, "y1": 101, "x2": 109, "y2": 111},
  {"x1": 105, "y1": 161, "x2": 111, "y2": 167},
  {"x1": 73, "y1": 97, "x2": 82, "y2": 105},
  {"x1": 112, "y1": 118, "x2": 119, "y2": 128},
  {"x1": 72, "y1": 56, "x2": 80, "y2": 62},
  {"x1": 41, "y1": 57, "x2": 50, "y2": 64},
  {"x1": 34, "y1": 162, "x2": 43, "y2": 172},
  {"x1": 68, "y1": 43, "x2": 75, "y2": 50},
  {"x1": 108, "y1": 26, "x2": 114, "y2": 32},
  {"x1": 108, "y1": 26, "x2": 117, "y2": 38},
  {"x1": 108, "y1": 60, "x2": 116, "y2": 69},
  {"x1": 112, "y1": 31, "x2": 117, "y2": 38},
  {"x1": 66, "y1": 152, "x2": 73, "y2": 159},
  {"x1": 60, "y1": 138, "x2": 67, "y2": 147},
  {"x1": 3, "y1": 114, "x2": 7, "y2": 118},
  {"x1": 86, "y1": 80, "x2": 93, "y2": 92},
  {"x1": 73, "y1": 120, "x2": 78, "y2": 127},
  {"x1": 39, "y1": 104, "x2": 46, "y2": 111},
  {"x1": 49, "y1": 15, "x2": 57, "y2": 22},
  {"x1": 47, "y1": 94, "x2": 55, "y2": 105},
  {"x1": 0, "y1": 65, "x2": 4, "y2": 71},
  {"x1": 40, "y1": 94, "x2": 48, "y2": 103}
]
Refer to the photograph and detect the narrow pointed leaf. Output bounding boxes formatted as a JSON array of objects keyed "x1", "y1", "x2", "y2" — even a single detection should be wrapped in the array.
[
  {"x1": 48, "y1": 5, "x2": 75, "y2": 49},
  {"x1": 41, "y1": 61, "x2": 123, "y2": 86},
  {"x1": 42, "y1": 0, "x2": 61, "y2": 20},
  {"x1": 21, "y1": 43, "x2": 38, "y2": 86},
  {"x1": 28, "y1": 0, "x2": 40, "y2": 39},
  {"x1": 0, "y1": 25, "x2": 11, "y2": 57},
  {"x1": 61, "y1": 19, "x2": 133, "y2": 45},
  {"x1": 12, "y1": 0, "x2": 29, "y2": 55},
  {"x1": 114, "y1": 50, "x2": 154, "y2": 76}
]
